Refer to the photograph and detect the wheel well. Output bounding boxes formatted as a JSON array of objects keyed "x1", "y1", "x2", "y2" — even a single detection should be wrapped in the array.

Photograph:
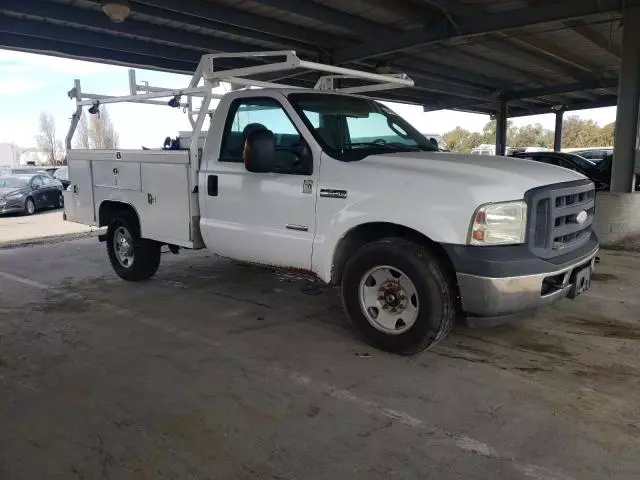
[
  {"x1": 99, "y1": 201, "x2": 139, "y2": 230},
  {"x1": 330, "y1": 222, "x2": 457, "y2": 286}
]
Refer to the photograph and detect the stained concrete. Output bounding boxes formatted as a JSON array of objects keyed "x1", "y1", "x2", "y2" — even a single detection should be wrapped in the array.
[{"x1": 0, "y1": 239, "x2": 638, "y2": 479}]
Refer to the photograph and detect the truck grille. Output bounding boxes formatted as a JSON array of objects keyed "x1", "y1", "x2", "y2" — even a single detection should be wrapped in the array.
[{"x1": 526, "y1": 180, "x2": 595, "y2": 259}]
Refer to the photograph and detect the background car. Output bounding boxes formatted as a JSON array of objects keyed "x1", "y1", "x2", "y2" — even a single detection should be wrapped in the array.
[
  {"x1": 1, "y1": 166, "x2": 49, "y2": 176},
  {"x1": 53, "y1": 166, "x2": 70, "y2": 189},
  {"x1": 0, "y1": 174, "x2": 64, "y2": 216},
  {"x1": 592, "y1": 154, "x2": 640, "y2": 191},
  {"x1": 563, "y1": 148, "x2": 613, "y2": 163},
  {"x1": 509, "y1": 151, "x2": 610, "y2": 190}
]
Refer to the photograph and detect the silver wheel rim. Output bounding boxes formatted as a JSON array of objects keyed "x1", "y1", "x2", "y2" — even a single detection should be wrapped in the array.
[
  {"x1": 358, "y1": 265, "x2": 419, "y2": 335},
  {"x1": 26, "y1": 200, "x2": 34, "y2": 214},
  {"x1": 113, "y1": 226, "x2": 135, "y2": 268}
]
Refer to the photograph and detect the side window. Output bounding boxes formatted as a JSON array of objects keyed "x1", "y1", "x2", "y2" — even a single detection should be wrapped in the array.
[
  {"x1": 220, "y1": 97, "x2": 311, "y2": 175},
  {"x1": 221, "y1": 98, "x2": 300, "y2": 158},
  {"x1": 42, "y1": 176, "x2": 53, "y2": 185},
  {"x1": 31, "y1": 176, "x2": 44, "y2": 188}
]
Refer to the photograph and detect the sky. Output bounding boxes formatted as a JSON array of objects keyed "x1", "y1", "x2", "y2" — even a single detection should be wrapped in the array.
[{"x1": 0, "y1": 49, "x2": 618, "y2": 152}]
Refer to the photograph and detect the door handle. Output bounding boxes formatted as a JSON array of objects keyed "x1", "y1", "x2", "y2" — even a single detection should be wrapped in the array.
[
  {"x1": 286, "y1": 224, "x2": 309, "y2": 232},
  {"x1": 207, "y1": 175, "x2": 218, "y2": 196}
]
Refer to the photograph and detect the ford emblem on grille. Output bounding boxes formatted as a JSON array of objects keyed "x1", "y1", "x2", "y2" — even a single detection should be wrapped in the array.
[{"x1": 576, "y1": 210, "x2": 588, "y2": 225}]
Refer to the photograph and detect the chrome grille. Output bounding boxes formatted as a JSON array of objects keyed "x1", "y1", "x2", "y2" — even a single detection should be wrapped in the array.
[{"x1": 526, "y1": 181, "x2": 595, "y2": 259}]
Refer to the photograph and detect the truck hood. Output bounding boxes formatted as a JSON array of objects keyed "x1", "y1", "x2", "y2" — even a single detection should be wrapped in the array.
[
  {"x1": 317, "y1": 150, "x2": 591, "y2": 247},
  {"x1": 360, "y1": 152, "x2": 586, "y2": 193}
]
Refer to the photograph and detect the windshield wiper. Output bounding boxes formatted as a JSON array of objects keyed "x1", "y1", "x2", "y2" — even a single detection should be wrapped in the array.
[
  {"x1": 344, "y1": 142, "x2": 390, "y2": 148},
  {"x1": 345, "y1": 142, "x2": 430, "y2": 151}
]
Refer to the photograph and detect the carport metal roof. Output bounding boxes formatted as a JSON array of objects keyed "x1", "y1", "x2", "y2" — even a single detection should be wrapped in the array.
[{"x1": 0, "y1": 0, "x2": 632, "y2": 117}]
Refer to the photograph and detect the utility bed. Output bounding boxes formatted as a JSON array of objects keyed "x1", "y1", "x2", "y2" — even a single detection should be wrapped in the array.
[{"x1": 64, "y1": 149, "x2": 204, "y2": 248}]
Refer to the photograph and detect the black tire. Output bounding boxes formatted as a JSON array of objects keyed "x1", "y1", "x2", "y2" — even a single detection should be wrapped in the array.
[
  {"x1": 106, "y1": 213, "x2": 161, "y2": 281},
  {"x1": 341, "y1": 238, "x2": 456, "y2": 355},
  {"x1": 55, "y1": 191, "x2": 64, "y2": 209},
  {"x1": 23, "y1": 197, "x2": 35, "y2": 216}
]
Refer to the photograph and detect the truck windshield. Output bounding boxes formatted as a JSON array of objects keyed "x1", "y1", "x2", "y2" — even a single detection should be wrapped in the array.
[{"x1": 288, "y1": 93, "x2": 437, "y2": 161}]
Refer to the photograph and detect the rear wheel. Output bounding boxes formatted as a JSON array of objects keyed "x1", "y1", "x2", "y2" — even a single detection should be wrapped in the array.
[
  {"x1": 106, "y1": 214, "x2": 160, "y2": 281},
  {"x1": 55, "y1": 191, "x2": 64, "y2": 208},
  {"x1": 23, "y1": 197, "x2": 35, "y2": 216},
  {"x1": 341, "y1": 238, "x2": 456, "y2": 355}
]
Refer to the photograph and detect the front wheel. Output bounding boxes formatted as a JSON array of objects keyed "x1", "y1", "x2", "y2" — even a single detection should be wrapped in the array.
[
  {"x1": 55, "y1": 191, "x2": 64, "y2": 208},
  {"x1": 106, "y1": 214, "x2": 161, "y2": 281},
  {"x1": 341, "y1": 238, "x2": 456, "y2": 355},
  {"x1": 23, "y1": 197, "x2": 35, "y2": 216}
]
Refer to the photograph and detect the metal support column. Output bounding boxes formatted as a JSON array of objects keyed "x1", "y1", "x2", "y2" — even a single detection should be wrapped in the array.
[
  {"x1": 495, "y1": 97, "x2": 508, "y2": 156},
  {"x1": 553, "y1": 110, "x2": 564, "y2": 152},
  {"x1": 612, "y1": 6, "x2": 640, "y2": 192}
]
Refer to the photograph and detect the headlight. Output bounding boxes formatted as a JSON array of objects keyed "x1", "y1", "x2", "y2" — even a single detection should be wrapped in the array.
[{"x1": 469, "y1": 200, "x2": 527, "y2": 246}]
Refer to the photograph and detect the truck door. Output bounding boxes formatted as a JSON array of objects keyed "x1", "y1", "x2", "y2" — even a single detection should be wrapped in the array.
[{"x1": 201, "y1": 96, "x2": 317, "y2": 270}]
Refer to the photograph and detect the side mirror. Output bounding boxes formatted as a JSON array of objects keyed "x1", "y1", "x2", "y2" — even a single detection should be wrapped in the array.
[
  {"x1": 244, "y1": 129, "x2": 275, "y2": 173},
  {"x1": 429, "y1": 137, "x2": 439, "y2": 149}
]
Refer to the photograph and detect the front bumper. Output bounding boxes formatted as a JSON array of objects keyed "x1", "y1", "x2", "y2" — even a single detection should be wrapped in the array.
[
  {"x1": 0, "y1": 202, "x2": 24, "y2": 215},
  {"x1": 444, "y1": 233, "x2": 599, "y2": 320}
]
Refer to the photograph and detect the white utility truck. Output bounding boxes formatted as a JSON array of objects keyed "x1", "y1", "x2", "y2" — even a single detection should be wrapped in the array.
[{"x1": 63, "y1": 52, "x2": 598, "y2": 354}]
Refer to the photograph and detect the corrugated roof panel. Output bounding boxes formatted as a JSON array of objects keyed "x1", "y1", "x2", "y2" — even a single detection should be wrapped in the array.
[
  {"x1": 516, "y1": 27, "x2": 619, "y2": 74},
  {"x1": 588, "y1": 19, "x2": 623, "y2": 48},
  {"x1": 570, "y1": 19, "x2": 623, "y2": 61},
  {"x1": 457, "y1": 0, "x2": 532, "y2": 13},
  {"x1": 1, "y1": 0, "x2": 627, "y2": 114},
  {"x1": 456, "y1": 42, "x2": 575, "y2": 84},
  {"x1": 130, "y1": 12, "x2": 292, "y2": 51},
  {"x1": 312, "y1": 0, "x2": 420, "y2": 30},
  {"x1": 410, "y1": 48, "x2": 540, "y2": 89},
  {"x1": 211, "y1": 0, "x2": 354, "y2": 36}
]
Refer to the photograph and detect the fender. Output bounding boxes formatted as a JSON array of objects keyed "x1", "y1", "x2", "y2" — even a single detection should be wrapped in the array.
[{"x1": 312, "y1": 193, "x2": 469, "y2": 283}]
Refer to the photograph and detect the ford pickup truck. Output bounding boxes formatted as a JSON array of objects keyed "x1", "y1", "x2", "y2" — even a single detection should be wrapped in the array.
[{"x1": 63, "y1": 52, "x2": 598, "y2": 354}]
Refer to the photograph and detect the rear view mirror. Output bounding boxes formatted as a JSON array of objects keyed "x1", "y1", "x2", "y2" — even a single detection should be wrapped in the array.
[{"x1": 244, "y1": 129, "x2": 275, "y2": 173}]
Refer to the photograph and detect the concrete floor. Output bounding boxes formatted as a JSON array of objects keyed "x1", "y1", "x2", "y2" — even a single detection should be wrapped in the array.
[
  {"x1": 0, "y1": 210, "x2": 93, "y2": 246},
  {"x1": 0, "y1": 239, "x2": 638, "y2": 479}
]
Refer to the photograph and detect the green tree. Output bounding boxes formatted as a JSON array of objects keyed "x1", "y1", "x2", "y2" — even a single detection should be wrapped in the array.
[
  {"x1": 510, "y1": 123, "x2": 553, "y2": 148},
  {"x1": 442, "y1": 127, "x2": 485, "y2": 152},
  {"x1": 479, "y1": 119, "x2": 516, "y2": 145},
  {"x1": 442, "y1": 116, "x2": 615, "y2": 152},
  {"x1": 561, "y1": 116, "x2": 602, "y2": 148},
  {"x1": 597, "y1": 122, "x2": 615, "y2": 146},
  {"x1": 442, "y1": 127, "x2": 472, "y2": 152}
]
